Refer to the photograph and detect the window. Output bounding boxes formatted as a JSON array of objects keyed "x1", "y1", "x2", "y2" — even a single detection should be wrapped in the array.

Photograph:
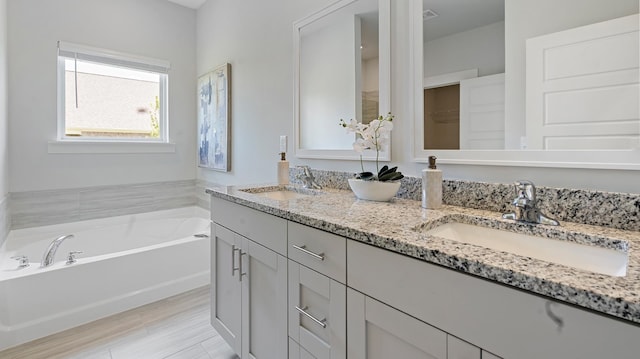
[{"x1": 56, "y1": 42, "x2": 170, "y2": 143}]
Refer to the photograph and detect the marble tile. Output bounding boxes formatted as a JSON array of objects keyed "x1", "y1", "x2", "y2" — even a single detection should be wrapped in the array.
[
  {"x1": 0, "y1": 195, "x2": 9, "y2": 247},
  {"x1": 9, "y1": 180, "x2": 197, "y2": 229},
  {"x1": 10, "y1": 189, "x2": 81, "y2": 229},
  {"x1": 196, "y1": 179, "x2": 213, "y2": 210}
]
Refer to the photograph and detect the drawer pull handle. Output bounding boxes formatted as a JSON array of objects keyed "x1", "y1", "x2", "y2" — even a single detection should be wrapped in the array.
[
  {"x1": 231, "y1": 245, "x2": 241, "y2": 276},
  {"x1": 292, "y1": 244, "x2": 325, "y2": 261},
  {"x1": 295, "y1": 306, "x2": 327, "y2": 328},
  {"x1": 238, "y1": 251, "x2": 247, "y2": 282}
]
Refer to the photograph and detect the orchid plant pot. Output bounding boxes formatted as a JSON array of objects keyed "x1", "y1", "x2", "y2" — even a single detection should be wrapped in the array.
[
  {"x1": 340, "y1": 113, "x2": 404, "y2": 202},
  {"x1": 348, "y1": 178, "x2": 401, "y2": 202}
]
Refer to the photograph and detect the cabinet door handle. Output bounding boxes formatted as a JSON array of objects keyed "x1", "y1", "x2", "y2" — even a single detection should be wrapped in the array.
[
  {"x1": 238, "y1": 251, "x2": 247, "y2": 282},
  {"x1": 295, "y1": 306, "x2": 327, "y2": 328},
  {"x1": 292, "y1": 244, "x2": 325, "y2": 261},
  {"x1": 231, "y1": 245, "x2": 241, "y2": 276}
]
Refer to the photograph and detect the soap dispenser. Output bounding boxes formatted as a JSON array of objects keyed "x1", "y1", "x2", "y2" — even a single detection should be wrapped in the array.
[
  {"x1": 421, "y1": 156, "x2": 442, "y2": 209},
  {"x1": 277, "y1": 135, "x2": 289, "y2": 185},
  {"x1": 278, "y1": 152, "x2": 289, "y2": 185}
]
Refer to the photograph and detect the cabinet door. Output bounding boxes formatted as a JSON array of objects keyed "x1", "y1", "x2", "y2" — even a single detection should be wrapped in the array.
[
  {"x1": 241, "y1": 237, "x2": 288, "y2": 359},
  {"x1": 347, "y1": 288, "x2": 447, "y2": 359},
  {"x1": 289, "y1": 261, "x2": 346, "y2": 359},
  {"x1": 481, "y1": 350, "x2": 502, "y2": 359},
  {"x1": 448, "y1": 335, "x2": 481, "y2": 359},
  {"x1": 211, "y1": 224, "x2": 242, "y2": 355},
  {"x1": 289, "y1": 337, "x2": 317, "y2": 359}
]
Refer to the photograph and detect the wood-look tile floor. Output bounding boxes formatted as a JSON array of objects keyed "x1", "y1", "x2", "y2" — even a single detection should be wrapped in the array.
[{"x1": 0, "y1": 286, "x2": 238, "y2": 359}]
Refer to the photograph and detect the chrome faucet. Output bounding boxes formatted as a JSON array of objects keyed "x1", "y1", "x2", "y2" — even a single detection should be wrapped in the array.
[
  {"x1": 502, "y1": 181, "x2": 559, "y2": 226},
  {"x1": 41, "y1": 234, "x2": 74, "y2": 267},
  {"x1": 296, "y1": 165, "x2": 322, "y2": 189}
]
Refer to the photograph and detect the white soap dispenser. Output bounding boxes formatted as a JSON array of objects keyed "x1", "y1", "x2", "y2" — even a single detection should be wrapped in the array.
[
  {"x1": 278, "y1": 136, "x2": 289, "y2": 185},
  {"x1": 421, "y1": 156, "x2": 442, "y2": 209}
]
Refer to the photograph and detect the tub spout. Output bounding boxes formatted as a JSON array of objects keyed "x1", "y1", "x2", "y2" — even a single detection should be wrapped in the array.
[{"x1": 41, "y1": 234, "x2": 74, "y2": 267}]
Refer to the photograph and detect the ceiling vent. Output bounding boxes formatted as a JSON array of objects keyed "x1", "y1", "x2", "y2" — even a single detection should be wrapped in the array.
[{"x1": 423, "y1": 9, "x2": 439, "y2": 21}]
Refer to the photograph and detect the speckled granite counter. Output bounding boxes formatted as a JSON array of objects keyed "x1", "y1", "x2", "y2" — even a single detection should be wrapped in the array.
[{"x1": 206, "y1": 184, "x2": 640, "y2": 325}]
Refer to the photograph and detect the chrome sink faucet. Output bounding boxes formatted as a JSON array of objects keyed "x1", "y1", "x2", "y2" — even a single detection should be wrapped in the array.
[
  {"x1": 503, "y1": 181, "x2": 559, "y2": 226},
  {"x1": 41, "y1": 234, "x2": 74, "y2": 267},
  {"x1": 296, "y1": 165, "x2": 322, "y2": 189}
]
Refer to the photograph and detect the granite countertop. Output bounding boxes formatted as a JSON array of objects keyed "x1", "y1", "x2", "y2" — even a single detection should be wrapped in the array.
[{"x1": 206, "y1": 184, "x2": 640, "y2": 325}]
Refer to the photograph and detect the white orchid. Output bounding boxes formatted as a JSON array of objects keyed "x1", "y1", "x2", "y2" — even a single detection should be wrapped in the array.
[{"x1": 338, "y1": 113, "x2": 403, "y2": 182}]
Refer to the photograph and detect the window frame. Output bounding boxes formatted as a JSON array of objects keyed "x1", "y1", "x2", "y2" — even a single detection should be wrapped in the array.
[{"x1": 54, "y1": 41, "x2": 172, "y2": 152}]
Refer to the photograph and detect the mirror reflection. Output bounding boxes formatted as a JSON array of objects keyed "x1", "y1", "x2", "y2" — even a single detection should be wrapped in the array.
[
  {"x1": 421, "y1": 0, "x2": 639, "y2": 151},
  {"x1": 297, "y1": 0, "x2": 381, "y2": 152}
]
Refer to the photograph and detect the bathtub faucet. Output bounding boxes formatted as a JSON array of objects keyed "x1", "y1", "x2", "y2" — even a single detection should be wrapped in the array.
[{"x1": 41, "y1": 234, "x2": 74, "y2": 267}]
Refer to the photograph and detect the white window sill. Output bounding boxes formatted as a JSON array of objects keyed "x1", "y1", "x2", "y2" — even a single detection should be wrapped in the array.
[{"x1": 48, "y1": 140, "x2": 176, "y2": 154}]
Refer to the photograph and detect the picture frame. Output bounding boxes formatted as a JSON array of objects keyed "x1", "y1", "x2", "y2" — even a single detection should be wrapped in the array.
[{"x1": 198, "y1": 63, "x2": 231, "y2": 171}]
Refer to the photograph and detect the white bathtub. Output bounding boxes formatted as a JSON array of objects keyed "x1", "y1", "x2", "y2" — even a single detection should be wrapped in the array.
[{"x1": 0, "y1": 206, "x2": 211, "y2": 350}]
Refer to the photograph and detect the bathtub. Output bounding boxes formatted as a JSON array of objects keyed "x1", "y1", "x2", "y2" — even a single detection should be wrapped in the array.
[{"x1": 0, "y1": 206, "x2": 211, "y2": 350}]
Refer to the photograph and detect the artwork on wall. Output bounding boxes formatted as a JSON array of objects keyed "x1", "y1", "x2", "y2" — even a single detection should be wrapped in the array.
[{"x1": 198, "y1": 63, "x2": 231, "y2": 171}]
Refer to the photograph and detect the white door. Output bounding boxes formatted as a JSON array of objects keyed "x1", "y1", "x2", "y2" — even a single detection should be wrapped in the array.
[
  {"x1": 241, "y1": 237, "x2": 288, "y2": 359},
  {"x1": 347, "y1": 288, "x2": 447, "y2": 359},
  {"x1": 289, "y1": 261, "x2": 346, "y2": 359},
  {"x1": 526, "y1": 14, "x2": 639, "y2": 150},
  {"x1": 211, "y1": 224, "x2": 242, "y2": 355},
  {"x1": 459, "y1": 73, "x2": 505, "y2": 150}
]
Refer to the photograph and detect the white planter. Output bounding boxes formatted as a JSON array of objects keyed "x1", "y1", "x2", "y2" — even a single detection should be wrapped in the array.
[{"x1": 348, "y1": 179, "x2": 401, "y2": 202}]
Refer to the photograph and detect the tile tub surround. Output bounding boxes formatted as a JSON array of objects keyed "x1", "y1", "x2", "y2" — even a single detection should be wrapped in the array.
[
  {"x1": 207, "y1": 184, "x2": 640, "y2": 324},
  {"x1": 10, "y1": 180, "x2": 197, "y2": 229},
  {"x1": 0, "y1": 195, "x2": 9, "y2": 246},
  {"x1": 289, "y1": 168, "x2": 640, "y2": 231}
]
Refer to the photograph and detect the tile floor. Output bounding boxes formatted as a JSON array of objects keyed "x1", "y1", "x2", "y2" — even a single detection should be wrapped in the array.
[{"x1": 0, "y1": 286, "x2": 237, "y2": 359}]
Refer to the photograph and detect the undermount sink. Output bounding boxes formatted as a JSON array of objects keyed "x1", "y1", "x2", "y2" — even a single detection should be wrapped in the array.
[
  {"x1": 240, "y1": 186, "x2": 320, "y2": 201},
  {"x1": 422, "y1": 222, "x2": 628, "y2": 277},
  {"x1": 255, "y1": 190, "x2": 310, "y2": 200}
]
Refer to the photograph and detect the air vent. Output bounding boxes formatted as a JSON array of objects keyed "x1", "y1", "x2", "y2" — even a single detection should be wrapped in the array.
[{"x1": 423, "y1": 9, "x2": 439, "y2": 21}]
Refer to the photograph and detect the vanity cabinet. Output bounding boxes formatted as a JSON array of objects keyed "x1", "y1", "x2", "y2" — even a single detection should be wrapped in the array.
[
  {"x1": 211, "y1": 194, "x2": 640, "y2": 359},
  {"x1": 211, "y1": 198, "x2": 288, "y2": 359},
  {"x1": 288, "y1": 222, "x2": 347, "y2": 359},
  {"x1": 347, "y1": 288, "x2": 484, "y2": 359},
  {"x1": 347, "y1": 288, "x2": 447, "y2": 359},
  {"x1": 288, "y1": 261, "x2": 346, "y2": 359},
  {"x1": 347, "y1": 240, "x2": 640, "y2": 359}
]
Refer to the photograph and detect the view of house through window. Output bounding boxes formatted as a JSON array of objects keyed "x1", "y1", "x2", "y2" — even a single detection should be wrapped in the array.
[{"x1": 63, "y1": 59, "x2": 161, "y2": 139}]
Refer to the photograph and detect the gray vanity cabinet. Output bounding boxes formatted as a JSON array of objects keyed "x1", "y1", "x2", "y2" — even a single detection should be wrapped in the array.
[
  {"x1": 347, "y1": 288, "x2": 448, "y2": 359},
  {"x1": 287, "y1": 221, "x2": 347, "y2": 359},
  {"x1": 347, "y1": 240, "x2": 640, "y2": 359},
  {"x1": 347, "y1": 288, "x2": 483, "y2": 359},
  {"x1": 211, "y1": 198, "x2": 288, "y2": 359},
  {"x1": 210, "y1": 224, "x2": 242, "y2": 354}
]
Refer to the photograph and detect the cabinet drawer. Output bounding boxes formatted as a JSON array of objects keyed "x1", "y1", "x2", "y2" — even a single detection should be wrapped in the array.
[
  {"x1": 211, "y1": 196, "x2": 287, "y2": 255},
  {"x1": 288, "y1": 261, "x2": 346, "y2": 359},
  {"x1": 288, "y1": 222, "x2": 346, "y2": 283},
  {"x1": 289, "y1": 338, "x2": 315, "y2": 359}
]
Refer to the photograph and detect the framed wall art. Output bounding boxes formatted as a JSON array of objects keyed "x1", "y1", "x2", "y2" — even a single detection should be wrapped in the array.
[{"x1": 198, "y1": 63, "x2": 231, "y2": 171}]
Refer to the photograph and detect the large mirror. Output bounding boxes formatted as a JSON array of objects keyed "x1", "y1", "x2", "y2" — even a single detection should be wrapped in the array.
[
  {"x1": 294, "y1": 0, "x2": 391, "y2": 160},
  {"x1": 413, "y1": 0, "x2": 640, "y2": 169}
]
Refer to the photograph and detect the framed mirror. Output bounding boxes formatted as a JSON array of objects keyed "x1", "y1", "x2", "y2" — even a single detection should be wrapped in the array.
[
  {"x1": 294, "y1": 0, "x2": 391, "y2": 160},
  {"x1": 412, "y1": 0, "x2": 640, "y2": 170}
]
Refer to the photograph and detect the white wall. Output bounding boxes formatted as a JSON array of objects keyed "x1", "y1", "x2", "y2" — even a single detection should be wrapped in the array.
[
  {"x1": 197, "y1": 0, "x2": 639, "y2": 193},
  {"x1": 504, "y1": 0, "x2": 638, "y2": 149},
  {"x1": 197, "y1": 0, "x2": 335, "y2": 185},
  {"x1": 424, "y1": 21, "x2": 504, "y2": 78},
  {"x1": 7, "y1": 0, "x2": 197, "y2": 191},
  {"x1": 0, "y1": 0, "x2": 8, "y2": 242}
]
